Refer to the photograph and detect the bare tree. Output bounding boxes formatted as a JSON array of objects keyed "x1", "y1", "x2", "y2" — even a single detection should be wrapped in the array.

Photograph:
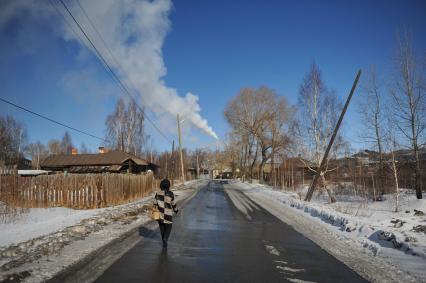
[
  {"x1": 384, "y1": 111, "x2": 402, "y2": 212},
  {"x1": 106, "y1": 98, "x2": 126, "y2": 151},
  {"x1": 48, "y1": 139, "x2": 62, "y2": 155},
  {"x1": 390, "y1": 139, "x2": 401, "y2": 212},
  {"x1": 125, "y1": 99, "x2": 146, "y2": 155},
  {"x1": 270, "y1": 102, "x2": 295, "y2": 187},
  {"x1": 297, "y1": 63, "x2": 343, "y2": 203},
  {"x1": 359, "y1": 67, "x2": 386, "y2": 194},
  {"x1": 0, "y1": 115, "x2": 27, "y2": 165},
  {"x1": 105, "y1": 98, "x2": 147, "y2": 156},
  {"x1": 224, "y1": 88, "x2": 258, "y2": 182},
  {"x1": 80, "y1": 143, "x2": 91, "y2": 154},
  {"x1": 224, "y1": 87, "x2": 292, "y2": 184},
  {"x1": 25, "y1": 142, "x2": 48, "y2": 169},
  {"x1": 60, "y1": 131, "x2": 73, "y2": 154},
  {"x1": 390, "y1": 33, "x2": 425, "y2": 199}
]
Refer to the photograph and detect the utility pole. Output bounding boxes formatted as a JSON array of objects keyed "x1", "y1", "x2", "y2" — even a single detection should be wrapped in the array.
[
  {"x1": 196, "y1": 154, "x2": 200, "y2": 179},
  {"x1": 165, "y1": 151, "x2": 168, "y2": 179},
  {"x1": 120, "y1": 132, "x2": 124, "y2": 151},
  {"x1": 171, "y1": 140, "x2": 175, "y2": 185},
  {"x1": 177, "y1": 114, "x2": 185, "y2": 184},
  {"x1": 304, "y1": 70, "x2": 362, "y2": 202}
]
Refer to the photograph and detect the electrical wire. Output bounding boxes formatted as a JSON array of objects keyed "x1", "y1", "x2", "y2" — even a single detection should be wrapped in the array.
[
  {"x1": 57, "y1": 0, "x2": 174, "y2": 144},
  {"x1": 0, "y1": 97, "x2": 109, "y2": 143}
]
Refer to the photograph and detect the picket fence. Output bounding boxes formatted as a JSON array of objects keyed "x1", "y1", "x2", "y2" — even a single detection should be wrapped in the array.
[{"x1": 0, "y1": 171, "x2": 156, "y2": 209}]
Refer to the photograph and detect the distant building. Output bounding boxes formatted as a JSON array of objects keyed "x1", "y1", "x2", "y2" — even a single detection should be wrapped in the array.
[
  {"x1": 220, "y1": 171, "x2": 233, "y2": 179},
  {"x1": 351, "y1": 150, "x2": 381, "y2": 165},
  {"x1": 41, "y1": 150, "x2": 158, "y2": 174},
  {"x1": 4, "y1": 156, "x2": 32, "y2": 170}
]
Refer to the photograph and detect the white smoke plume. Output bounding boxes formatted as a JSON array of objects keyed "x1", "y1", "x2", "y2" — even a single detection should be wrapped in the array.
[{"x1": 0, "y1": 0, "x2": 218, "y2": 140}]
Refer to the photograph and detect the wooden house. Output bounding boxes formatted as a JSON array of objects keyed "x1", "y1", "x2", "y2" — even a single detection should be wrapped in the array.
[{"x1": 41, "y1": 150, "x2": 158, "y2": 174}]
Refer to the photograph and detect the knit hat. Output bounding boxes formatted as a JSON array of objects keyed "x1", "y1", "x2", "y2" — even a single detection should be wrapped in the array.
[{"x1": 160, "y1": 178, "x2": 171, "y2": 191}]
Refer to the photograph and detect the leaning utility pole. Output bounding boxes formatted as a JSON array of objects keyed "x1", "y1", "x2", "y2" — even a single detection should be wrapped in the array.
[
  {"x1": 305, "y1": 70, "x2": 362, "y2": 202},
  {"x1": 177, "y1": 114, "x2": 185, "y2": 184}
]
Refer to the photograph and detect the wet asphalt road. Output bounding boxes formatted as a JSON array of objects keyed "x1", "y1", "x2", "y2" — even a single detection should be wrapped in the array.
[{"x1": 94, "y1": 182, "x2": 367, "y2": 283}]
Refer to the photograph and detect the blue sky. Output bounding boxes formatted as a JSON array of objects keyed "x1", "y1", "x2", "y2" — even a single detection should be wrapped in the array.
[{"x1": 1, "y1": 0, "x2": 425, "y2": 154}]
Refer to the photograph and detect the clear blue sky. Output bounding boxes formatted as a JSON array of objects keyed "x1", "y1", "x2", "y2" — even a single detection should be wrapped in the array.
[{"x1": 1, "y1": 0, "x2": 425, "y2": 154}]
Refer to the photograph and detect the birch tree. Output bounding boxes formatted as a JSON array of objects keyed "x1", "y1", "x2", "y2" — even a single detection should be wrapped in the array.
[
  {"x1": 60, "y1": 131, "x2": 73, "y2": 154},
  {"x1": 48, "y1": 139, "x2": 61, "y2": 155},
  {"x1": 25, "y1": 142, "x2": 48, "y2": 169},
  {"x1": 106, "y1": 98, "x2": 126, "y2": 151},
  {"x1": 0, "y1": 115, "x2": 27, "y2": 165},
  {"x1": 297, "y1": 63, "x2": 343, "y2": 202},
  {"x1": 390, "y1": 34, "x2": 425, "y2": 199},
  {"x1": 359, "y1": 68, "x2": 385, "y2": 194},
  {"x1": 80, "y1": 143, "x2": 91, "y2": 154},
  {"x1": 105, "y1": 98, "x2": 147, "y2": 156}
]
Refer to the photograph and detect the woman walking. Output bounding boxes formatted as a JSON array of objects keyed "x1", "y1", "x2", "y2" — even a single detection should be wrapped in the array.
[{"x1": 154, "y1": 179, "x2": 179, "y2": 248}]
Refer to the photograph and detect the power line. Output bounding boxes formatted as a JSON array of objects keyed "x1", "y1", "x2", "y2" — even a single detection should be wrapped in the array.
[
  {"x1": 48, "y1": 0, "x2": 92, "y2": 53},
  {"x1": 57, "y1": 0, "x2": 174, "y2": 145},
  {"x1": 0, "y1": 97, "x2": 109, "y2": 143},
  {"x1": 74, "y1": 0, "x2": 173, "y2": 145},
  {"x1": 75, "y1": 0, "x2": 122, "y2": 73}
]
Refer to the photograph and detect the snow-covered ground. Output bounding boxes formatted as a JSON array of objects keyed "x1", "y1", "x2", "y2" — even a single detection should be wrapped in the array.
[
  {"x1": 0, "y1": 207, "x2": 104, "y2": 247},
  {"x1": 232, "y1": 181, "x2": 426, "y2": 282}
]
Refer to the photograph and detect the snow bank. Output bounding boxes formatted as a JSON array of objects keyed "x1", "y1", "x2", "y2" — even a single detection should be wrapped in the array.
[
  {"x1": 0, "y1": 208, "x2": 102, "y2": 247},
  {"x1": 235, "y1": 182, "x2": 426, "y2": 282}
]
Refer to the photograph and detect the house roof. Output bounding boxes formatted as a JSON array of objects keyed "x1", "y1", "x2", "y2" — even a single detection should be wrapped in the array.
[{"x1": 41, "y1": 150, "x2": 151, "y2": 168}]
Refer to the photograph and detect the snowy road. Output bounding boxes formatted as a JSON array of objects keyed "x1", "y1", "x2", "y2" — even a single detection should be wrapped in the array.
[{"x1": 94, "y1": 182, "x2": 366, "y2": 283}]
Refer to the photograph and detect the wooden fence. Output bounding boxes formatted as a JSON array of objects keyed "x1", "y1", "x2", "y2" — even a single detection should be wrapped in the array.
[{"x1": 0, "y1": 171, "x2": 156, "y2": 209}]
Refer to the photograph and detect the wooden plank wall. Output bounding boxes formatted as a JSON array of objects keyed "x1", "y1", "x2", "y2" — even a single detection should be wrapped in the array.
[{"x1": 0, "y1": 171, "x2": 156, "y2": 209}]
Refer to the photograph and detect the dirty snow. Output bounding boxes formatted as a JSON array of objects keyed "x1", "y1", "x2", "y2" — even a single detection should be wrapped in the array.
[
  {"x1": 233, "y1": 181, "x2": 426, "y2": 282},
  {"x1": 0, "y1": 207, "x2": 103, "y2": 247},
  {"x1": 276, "y1": 265, "x2": 305, "y2": 273},
  {"x1": 285, "y1": 278, "x2": 316, "y2": 283},
  {"x1": 265, "y1": 245, "x2": 280, "y2": 256}
]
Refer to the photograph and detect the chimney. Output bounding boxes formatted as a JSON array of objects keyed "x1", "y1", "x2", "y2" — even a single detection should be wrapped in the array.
[
  {"x1": 98, "y1": 146, "x2": 105, "y2": 154},
  {"x1": 71, "y1": 148, "x2": 78, "y2": 155}
]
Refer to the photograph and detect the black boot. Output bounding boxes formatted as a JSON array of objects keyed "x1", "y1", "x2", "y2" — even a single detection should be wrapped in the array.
[{"x1": 162, "y1": 240, "x2": 168, "y2": 248}]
